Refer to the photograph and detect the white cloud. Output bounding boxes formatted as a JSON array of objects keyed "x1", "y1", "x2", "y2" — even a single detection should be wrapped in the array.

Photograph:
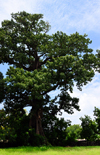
[
  {"x1": 0, "y1": 0, "x2": 39, "y2": 26},
  {"x1": 0, "y1": 0, "x2": 100, "y2": 34},
  {"x1": 0, "y1": 0, "x2": 36, "y2": 13}
]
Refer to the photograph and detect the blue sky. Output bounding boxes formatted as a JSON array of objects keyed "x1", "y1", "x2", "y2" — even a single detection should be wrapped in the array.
[{"x1": 0, "y1": 0, "x2": 100, "y2": 125}]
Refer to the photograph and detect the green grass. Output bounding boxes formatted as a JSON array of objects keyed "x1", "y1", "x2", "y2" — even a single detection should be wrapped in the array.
[{"x1": 0, "y1": 146, "x2": 100, "y2": 155}]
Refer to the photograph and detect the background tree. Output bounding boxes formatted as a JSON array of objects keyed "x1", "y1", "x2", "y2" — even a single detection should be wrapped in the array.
[
  {"x1": 66, "y1": 124, "x2": 82, "y2": 143},
  {"x1": 0, "y1": 11, "x2": 98, "y2": 138},
  {"x1": 94, "y1": 107, "x2": 100, "y2": 137},
  {"x1": 80, "y1": 115, "x2": 97, "y2": 141}
]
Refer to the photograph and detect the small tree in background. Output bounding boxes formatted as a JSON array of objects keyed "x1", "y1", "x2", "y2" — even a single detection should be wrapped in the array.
[
  {"x1": 80, "y1": 115, "x2": 97, "y2": 141},
  {"x1": 66, "y1": 124, "x2": 82, "y2": 143},
  {"x1": 94, "y1": 107, "x2": 100, "y2": 139}
]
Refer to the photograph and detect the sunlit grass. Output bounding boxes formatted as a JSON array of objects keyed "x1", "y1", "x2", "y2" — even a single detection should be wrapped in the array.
[{"x1": 0, "y1": 146, "x2": 100, "y2": 155}]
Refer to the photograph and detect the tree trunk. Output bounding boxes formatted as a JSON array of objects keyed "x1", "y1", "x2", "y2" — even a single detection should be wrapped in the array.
[
  {"x1": 29, "y1": 108, "x2": 45, "y2": 136},
  {"x1": 29, "y1": 100, "x2": 50, "y2": 145}
]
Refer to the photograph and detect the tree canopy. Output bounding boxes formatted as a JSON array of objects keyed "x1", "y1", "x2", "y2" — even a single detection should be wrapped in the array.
[
  {"x1": 66, "y1": 124, "x2": 81, "y2": 141},
  {"x1": 80, "y1": 115, "x2": 97, "y2": 141},
  {"x1": 0, "y1": 11, "x2": 98, "y2": 138}
]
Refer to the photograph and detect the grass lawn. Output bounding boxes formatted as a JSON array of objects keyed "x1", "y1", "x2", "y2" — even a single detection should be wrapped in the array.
[{"x1": 0, "y1": 146, "x2": 100, "y2": 155}]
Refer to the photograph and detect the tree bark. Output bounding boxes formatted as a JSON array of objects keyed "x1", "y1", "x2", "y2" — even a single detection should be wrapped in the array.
[
  {"x1": 28, "y1": 99, "x2": 50, "y2": 145},
  {"x1": 29, "y1": 107, "x2": 45, "y2": 136}
]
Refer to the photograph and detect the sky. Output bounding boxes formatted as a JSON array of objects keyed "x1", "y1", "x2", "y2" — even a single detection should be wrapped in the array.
[{"x1": 0, "y1": 0, "x2": 100, "y2": 125}]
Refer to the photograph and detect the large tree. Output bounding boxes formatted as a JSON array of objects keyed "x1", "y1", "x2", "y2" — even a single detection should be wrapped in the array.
[{"x1": 0, "y1": 11, "x2": 97, "y2": 137}]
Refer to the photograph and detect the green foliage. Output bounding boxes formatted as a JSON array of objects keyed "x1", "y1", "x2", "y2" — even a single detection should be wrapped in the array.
[
  {"x1": 0, "y1": 108, "x2": 47, "y2": 146},
  {"x1": 0, "y1": 109, "x2": 17, "y2": 142},
  {"x1": 42, "y1": 114, "x2": 71, "y2": 146},
  {"x1": 28, "y1": 128, "x2": 46, "y2": 146},
  {"x1": 96, "y1": 49, "x2": 100, "y2": 72},
  {"x1": 94, "y1": 107, "x2": 100, "y2": 136},
  {"x1": 0, "y1": 12, "x2": 97, "y2": 112},
  {"x1": 0, "y1": 108, "x2": 30, "y2": 145},
  {"x1": 66, "y1": 124, "x2": 82, "y2": 142},
  {"x1": 0, "y1": 11, "x2": 98, "y2": 144},
  {"x1": 80, "y1": 115, "x2": 97, "y2": 141},
  {"x1": 10, "y1": 110, "x2": 29, "y2": 145}
]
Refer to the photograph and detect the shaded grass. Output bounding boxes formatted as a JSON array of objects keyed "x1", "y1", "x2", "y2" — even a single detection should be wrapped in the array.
[{"x1": 0, "y1": 146, "x2": 100, "y2": 155}]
